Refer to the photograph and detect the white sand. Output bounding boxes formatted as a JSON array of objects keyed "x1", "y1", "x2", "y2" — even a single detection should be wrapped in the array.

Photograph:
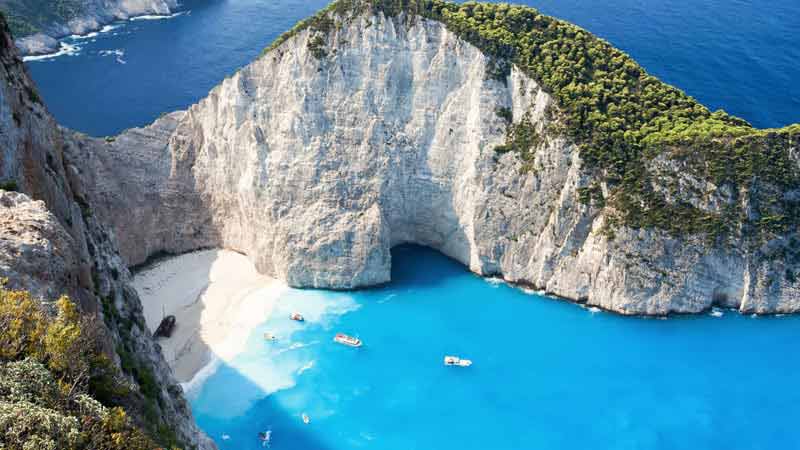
[{"x1": 132, "y1": 249, "x2": 288, "y2": 386}]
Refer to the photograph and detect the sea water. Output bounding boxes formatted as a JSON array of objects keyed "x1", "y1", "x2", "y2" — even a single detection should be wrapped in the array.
[
  {"x1": 20, "y1": 0, "x2": 800, "y2": 448},
  {"x1": 24, "y1": 0, "x2": 800, "y2": 136},
  {"x1": 190, "y1": 246, "x2": 800, "y2": 449}
]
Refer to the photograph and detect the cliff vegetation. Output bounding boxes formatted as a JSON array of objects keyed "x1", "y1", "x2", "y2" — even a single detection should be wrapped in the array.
[
  {"x1": 266, "y1": 0, "x2": 800, "y2": 246},
  {"x1": 0, "y1": 284, "x2": 178, "y2": 450}
]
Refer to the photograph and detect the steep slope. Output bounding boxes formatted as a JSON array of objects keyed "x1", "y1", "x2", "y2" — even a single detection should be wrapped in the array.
[
  {"x1": 0, "y1": 14, "x2": 214, "y2": 449},
  {"x1": 71, "y1": 0, "x2": 800, "y2": 315},
  {"x1": 0, "y1": 0, "x2": 178, "y2": 55}
]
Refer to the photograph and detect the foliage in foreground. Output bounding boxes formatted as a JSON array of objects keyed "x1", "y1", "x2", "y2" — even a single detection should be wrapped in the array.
[
  {"x1": 0, "y1": 285, "x2": 169, "y2": 450},
  {"x1": 264, "y1": 0, "x2": 800, "y2": 245}
]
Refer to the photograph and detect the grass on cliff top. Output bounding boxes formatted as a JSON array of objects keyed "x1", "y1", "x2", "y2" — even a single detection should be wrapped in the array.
[{"x1": 262, "y1": 0, "x2": 800, "y2": 245}]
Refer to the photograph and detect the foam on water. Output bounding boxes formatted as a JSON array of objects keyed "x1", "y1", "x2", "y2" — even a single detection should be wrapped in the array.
[
  {"x1": 70, "y1": 31, "x2": 99, "y2": 40},
  {"x1": 100, "y1": 24, "x2": 121, "y2": 33},
  {"x1": 99, "y1": 49, "x2": 126, "y2": 64},
  {"x1": 22, "y1": 42, "x2": 81, "y2": 62},
  {"x1": 129, "y1": 11, "x2": 188, "y2": 21}
]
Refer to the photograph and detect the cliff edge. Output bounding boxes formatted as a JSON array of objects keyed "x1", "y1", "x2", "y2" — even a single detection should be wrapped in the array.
[{"x1": 0, "y1": 12, "x2": 214, "y2": 449}]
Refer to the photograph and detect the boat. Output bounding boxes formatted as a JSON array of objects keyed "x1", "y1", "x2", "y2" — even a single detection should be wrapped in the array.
[
  {"x1": 444, "y1": 355, "x2": 472, "y2": 367},
  {"x1": 154, "y1": 315, "x2": 176, "y2": 338},
  {"x1": 258, "y1": 430, "x2": 272, "y2": 447},
  {"x1": 302, "y1": 413, "x2": 310, "y2": 424},
  {"x1": 333, "y1": 333, "x2": 362, "y2": 347},
  {"x1": 263, "y1": 332, "x2": 277, "y2": 341},
  {"x1": 290, "y1": 312, "x2": 304, "y2": 322}
]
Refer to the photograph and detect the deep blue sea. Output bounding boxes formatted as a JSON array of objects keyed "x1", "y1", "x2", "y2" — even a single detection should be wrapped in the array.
[
  {"x1": 22, "y1": 1, "x2": 800, "y2": 449},
  {"x1": 25, "y1": 0, "x2": 800, "y2": 136}
]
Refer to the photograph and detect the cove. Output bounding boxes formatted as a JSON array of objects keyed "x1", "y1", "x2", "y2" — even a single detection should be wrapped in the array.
[
  {"x1": 17, "y1": 0, "x2": 800, "y2": 447},
  {"x1": 190, "y1": 245, "x2": 800, "y2": 450}
]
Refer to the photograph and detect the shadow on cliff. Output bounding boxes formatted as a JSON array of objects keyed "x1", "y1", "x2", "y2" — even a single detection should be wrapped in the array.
[{"x1": 387, "y1": 244, "x2": 475, "y2": 289}]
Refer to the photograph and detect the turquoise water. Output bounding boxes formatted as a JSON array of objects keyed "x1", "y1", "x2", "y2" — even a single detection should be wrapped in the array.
[
  {"x1": 19, "y1": 0, "x2": 800, "y2": 448},
  {"x1": 190, "y1": 246, "x2": 800, "y2": 450}
]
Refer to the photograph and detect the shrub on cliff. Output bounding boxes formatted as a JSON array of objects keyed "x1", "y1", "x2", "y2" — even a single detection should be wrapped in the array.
[
  {"x1": 0, "y1": 284, "x2": 171, "y2": 450},
  {"x1": 264, "y1": 0, "x2": 800, "y2": 245}
]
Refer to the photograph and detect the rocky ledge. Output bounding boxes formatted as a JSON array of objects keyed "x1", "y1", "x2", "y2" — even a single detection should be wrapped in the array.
[
  {"x1": 67, "y1": 1, "x2": 799, "y2": 315},
  {"x1": 0, "y1": 12, "x2": 214, "y2": 449}
]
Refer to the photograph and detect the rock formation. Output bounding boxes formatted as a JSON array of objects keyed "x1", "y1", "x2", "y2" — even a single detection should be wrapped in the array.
[
  {"x1": 0, "y1": 14, "x2": 214, "y2": 449},
  {"x1": 0, "y1": 0, "x2": 178, "y2": 55},
  {"x1": 69, "y1": 3, "x2": 800, "y2": 315}
]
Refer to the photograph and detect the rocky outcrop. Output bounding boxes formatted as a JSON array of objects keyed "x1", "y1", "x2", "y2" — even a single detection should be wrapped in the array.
[
  {"x1": 70, "y1": 8, "x2": 800, "y2": 315},
  {"x1": 0, "y1": 14, "x2": 214, "y2": 449},
  {"x1": 1, "y1": 0, "x2": 178, "y2": 55}
]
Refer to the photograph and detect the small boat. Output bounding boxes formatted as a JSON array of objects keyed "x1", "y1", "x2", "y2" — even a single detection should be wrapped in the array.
[
  {"x1": 154, "y1": 315, "x2": 176, "y2": 338},
  {"x1": 302, "y1": 413, "x2": 310, "y2": 424},
  {"x1": 290, "y1": 312, "x2": 304, "y2": 322},
  {"x1": 258, "y1": 430, "x2": 272, "y2": 447},
  {"x1": 444, "y1": 355, "x2": 472, "y2": 367},
  {"x1": 333, "y1": 333, "x2": 362, "y2": 347},
  {"x1": 263, "y1": 332, "x2": 277, "y2": 341}
]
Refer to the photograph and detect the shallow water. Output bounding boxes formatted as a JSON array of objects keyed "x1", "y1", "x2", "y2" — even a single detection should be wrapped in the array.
[
  {"x1": 191, "y1": 245, "x2": 800, "y2": 449},
  {"x1": 25, "y1": 0, "x2": 800, "y2": 136}
]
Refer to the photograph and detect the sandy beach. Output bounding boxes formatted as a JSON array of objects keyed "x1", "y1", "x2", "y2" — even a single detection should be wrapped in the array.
[{"x1": 132, "y1": 249, "x2": 288, "y2": 386}]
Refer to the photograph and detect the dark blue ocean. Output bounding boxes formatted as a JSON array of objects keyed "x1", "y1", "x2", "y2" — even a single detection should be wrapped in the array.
[
  {"x1": 23, "y1": 1, "x2": 800, "y2": 449},
  {"x1": 26, "y1": 0, "x2": 800, "y2": 136}
]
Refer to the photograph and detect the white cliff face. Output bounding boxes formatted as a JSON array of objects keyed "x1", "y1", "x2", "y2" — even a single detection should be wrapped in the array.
[{"x1": 76, "y1": 11, "x2": 800, "y2": 315}]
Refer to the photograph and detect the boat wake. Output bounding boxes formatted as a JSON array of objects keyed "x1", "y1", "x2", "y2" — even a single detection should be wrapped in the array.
[
  {"x1": 99, "y1": 49, "x2": 126, "y2": 64},
  {"x1": 297, "y1": 360, "x2": 315, "y2": 375}
]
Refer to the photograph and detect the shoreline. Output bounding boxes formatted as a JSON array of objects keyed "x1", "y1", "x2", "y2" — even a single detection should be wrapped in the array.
[
  {"x1": 19, "y1": 11, "x2": 189, "y2": 61},
  {"x1": 131, "y1": 249, "x2": 288, "y2": 390}
]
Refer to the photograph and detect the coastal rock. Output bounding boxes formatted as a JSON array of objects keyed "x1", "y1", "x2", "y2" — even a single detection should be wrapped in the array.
[
  {"x1": 0, "y1": 0, "x2": 178, "y2": 55},
  {"x1": 14, "y1": 33, "x2": 58, "y2": 56},
  {"x1": 72, "y1": 10, "x2": 800, "y2": 315},
  {"x1": 0, "y1": 191, "x2": 77, "y2": 300},
  {"x1": 0, "y1": 14, "x2": 215, "y2": 450}
]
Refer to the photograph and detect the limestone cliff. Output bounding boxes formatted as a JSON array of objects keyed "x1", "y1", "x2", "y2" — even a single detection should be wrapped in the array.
[
  {"x1": 70, "y1": 3, "x2": 800, "y2": 315},
  {"x1": 0, "y1": 14, "x2": 214, "y2": 450},
  {"x1": 0, "y1": 0, "x2": 178, "y2": 55}
]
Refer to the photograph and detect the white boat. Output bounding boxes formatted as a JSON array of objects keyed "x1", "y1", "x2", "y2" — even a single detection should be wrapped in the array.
[
  {"x1": 258, "y1": 430, "x2": 272, "y2": 447},
  {"x1": 290, "y1": 312, "x2": 304, "y2": 322},
  {"x1": 263, "y1": 332, "x2": 277, "y2": 341},
  {"x1": 302, "y1": 413, "x2": 310, "y2": 424},
  {"x1": 444, "y1": 355, "x2": 472, "y2": 367},
  {"x1": 333, "y1": 333, "x2": 362, "y2": 347}
]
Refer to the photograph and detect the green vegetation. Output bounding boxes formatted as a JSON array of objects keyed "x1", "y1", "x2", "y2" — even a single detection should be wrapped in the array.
[
  {"x1": 0, "y1": 285, "x2": 165, "y2": 449},
  {"x1": 0, "y1": 180, "x2": 18, "y2": 192},
  {"x1": 307, "y1": 34, "x2": 328, "y2": 59},
  {"x1": 264, "y1": 0, "x2": 800, "y2": 245},
  {"x1": 0, "y1": 284, "x2": 181, "y2": 449},
  {"x1": 0, "y1": 0, "x2": 85, "y2": 38}
]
